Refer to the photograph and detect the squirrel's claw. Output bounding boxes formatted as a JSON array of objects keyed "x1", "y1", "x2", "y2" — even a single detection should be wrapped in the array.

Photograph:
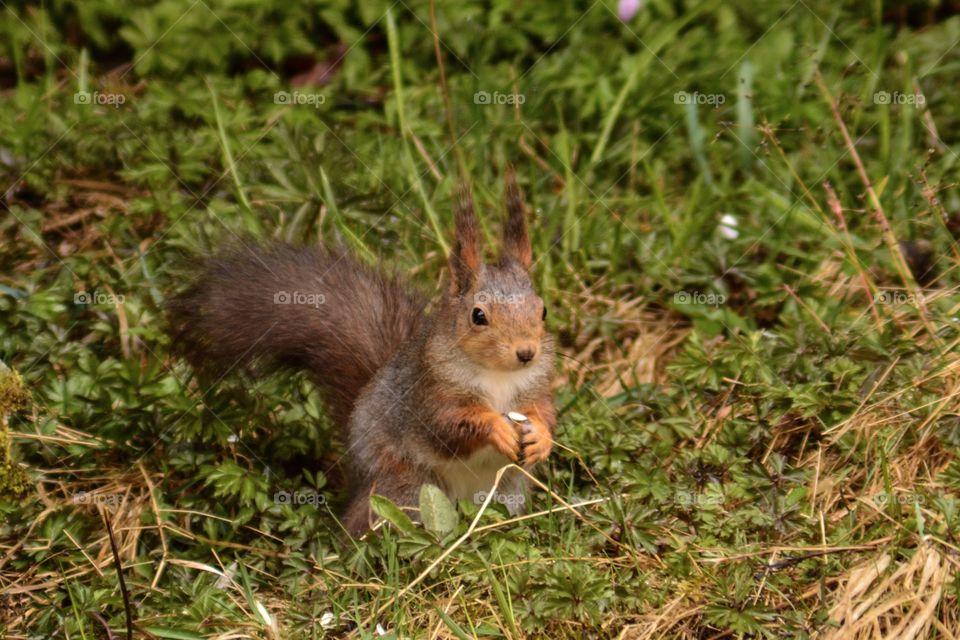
[
  {"x1": 488, "y1": 415, "x2": 522, "y2": 462},
  {"x1": 519, "y1": 417, "x2": 553, "y2": 466}
]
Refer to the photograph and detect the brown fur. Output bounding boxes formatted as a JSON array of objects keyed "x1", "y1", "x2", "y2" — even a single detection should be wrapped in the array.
[
  {"x1": 502, "y1": 166, "x2": 532, "y2": 268},
  {"x1": 449, "y1": 182, "x2": 482, "y2": 294},
  {"x1": 167, "y1": 244, "x2": 426, "y2": 426},
  {"x1": 169, "y1": 173, "x2": 555, "y2": 536}
]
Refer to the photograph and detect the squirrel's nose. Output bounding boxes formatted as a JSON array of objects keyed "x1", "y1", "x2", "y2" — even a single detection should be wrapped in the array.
[{"x1": 516, "y1": 348, "x2": 535, "y2": 364}]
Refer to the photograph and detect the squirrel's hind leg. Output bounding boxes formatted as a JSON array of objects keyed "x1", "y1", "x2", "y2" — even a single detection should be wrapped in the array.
[{"x1": 340, "y1": 463, "x2": 430, "y2": 536}]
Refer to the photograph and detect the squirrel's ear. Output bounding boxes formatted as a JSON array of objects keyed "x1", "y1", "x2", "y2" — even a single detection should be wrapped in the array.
[
  {"x1": 501, "y1": 166, "x2": 532, "y2": 269},
  {"x1": 449, "y1": 182, "x2": 482, "y2": 294}
]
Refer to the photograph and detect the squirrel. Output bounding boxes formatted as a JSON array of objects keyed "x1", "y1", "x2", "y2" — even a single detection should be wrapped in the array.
[{"x1": 167, "y1": 169, "x2": 555, "y2": 535}]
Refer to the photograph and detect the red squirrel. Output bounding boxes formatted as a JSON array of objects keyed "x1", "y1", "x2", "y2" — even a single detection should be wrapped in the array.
[{"x1": 168, "y1": 170, "x2": 555, "y2": 535}]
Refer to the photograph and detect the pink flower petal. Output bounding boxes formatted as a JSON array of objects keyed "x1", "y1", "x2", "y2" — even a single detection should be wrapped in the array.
[{"x1": 618, "y1": 0, "x2": 643, "y2": 22}]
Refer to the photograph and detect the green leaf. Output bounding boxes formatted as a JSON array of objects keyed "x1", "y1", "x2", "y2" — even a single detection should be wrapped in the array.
[
  {"x1": 369, "y1": 494, "x2": 419, "y2": 536},
  {"x1": 419, "y1": 483, "x2": 459, "y2": 535}
]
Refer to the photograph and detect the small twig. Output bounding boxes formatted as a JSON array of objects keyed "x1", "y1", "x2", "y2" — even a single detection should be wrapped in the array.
[
  {"x1": 104, "y1": 282, "x2": 130, "y2": 359},
  {"x1": 90, "y1": 611, "x2": 118, "y2": 640},
  {"x1": 428, "y1": 584, "x2": 463, "y2": 640},
  {"x1": 473, "y1": 494, "x2": 610, "y2": 534},
  {"x1": 917, "y1": 167, "x2": 960, "y2": 262},
  {"x1": 911, "y1": 78, "x2": 946, "y2": 153},
  {"x1": 63, "y1": 528, "x2": 105, "y2": 578},
  {"x1": 759, "y1": 121, "x2": 823, "y2": 216},
  {"x1": 100, "y1": 505, "x2": 134, "y2": 640},
  {"x1": 410, "y1": 133, "x2": 442, "y2": 181},
  {"x1": 0, "y1": 507, "x2": 52, "y2": 571},
  {"x1": 822, "y1": 181, "x2": 883, "y2": 329},
  {"x1": 759, "y1": 547, "x2": 860, "y2": 574},
  {"x1": 139, "y1": 462, "x2": 169, "y2": 589}
]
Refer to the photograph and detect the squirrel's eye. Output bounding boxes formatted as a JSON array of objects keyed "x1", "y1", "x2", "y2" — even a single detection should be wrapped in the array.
[
  {"x1": 542, "y1": 306, "x2": 547, "y2": 321},
  {"x1": 471, "y1": 307, "x2": 488, "y2": 326}
]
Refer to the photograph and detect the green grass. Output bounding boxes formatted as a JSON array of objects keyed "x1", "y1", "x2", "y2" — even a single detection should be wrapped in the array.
[{"x1": 2, "y1": 0, "x2": 960, "y2": 637}]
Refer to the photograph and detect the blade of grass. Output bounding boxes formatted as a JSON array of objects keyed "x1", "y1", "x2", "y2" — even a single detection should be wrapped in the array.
[
  {"x1": 736, "y1": 61, "x2": 754, "y2": 171},
  {"x1": 207, "y1": 79, "x2": 260, "y2": 234},
  {"x1": 643, "y1": 158, "x2": 680, "y2": 254},
  {"x1": 556, "y1": 116, "x2": 579, "y2": 261},
  {"x1": 435, "y1": 608, "x2": 473, "y2": 640},
  {"x1": 142, "y1": 628, "x2": 207, "y2": 640},
  {"x1": 319, "y1": 167, "x2": 376, "y2": 262},
  {"x1": 238, "y1": 562, "x2": 275, "y2": 634},
  {"x1": 485, "y1": 560, "x2": 519, "y2": 639},
  {"x1": 78, "y1": 48, "x2": 88, "y2": 96},
  {"x1": 684, "y1": 100, "x2": 714, "y2": 187},
  {"x1": 386, "y1": 8, "x2": 449, "y2": 254},
  {"x1": 65, "y1": 576, "x2": 90, "y2": 640}
]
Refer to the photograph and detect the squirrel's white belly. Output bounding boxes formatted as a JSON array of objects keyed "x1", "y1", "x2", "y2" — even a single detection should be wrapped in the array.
[
  {"x1": 428, "y1": 365, "x2": 543, "y2": 513},
  {"x1": 435, "y1": 446, "x2": 525, "y2": 513},
  {"x1": 472, "y1": 367, "x2": 542, "y2": 413}
]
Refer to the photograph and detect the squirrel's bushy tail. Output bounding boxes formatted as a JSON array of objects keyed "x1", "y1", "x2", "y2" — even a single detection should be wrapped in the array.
[{"x1": 167, "y1": 243, "x2": 427, "y2": 423}]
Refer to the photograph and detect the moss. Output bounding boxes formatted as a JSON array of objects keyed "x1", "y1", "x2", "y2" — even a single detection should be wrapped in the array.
[{"x1": 0, "y1": 362, "x2": 30, "y2": 499}]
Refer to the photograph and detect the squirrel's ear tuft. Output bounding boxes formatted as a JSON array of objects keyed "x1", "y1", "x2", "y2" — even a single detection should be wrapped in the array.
[
  {"x1": 450, "y1": 182, "x2": 482, "y2": 293},
  {"x1": 501, "y1": 166, "x2": 532, "y2": 269}
]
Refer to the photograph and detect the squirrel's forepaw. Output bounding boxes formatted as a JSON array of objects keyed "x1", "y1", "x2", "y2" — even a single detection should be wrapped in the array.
[
  {"x1": 488, "y1": 415, "x2": 522, "y2": 462},
  {"x1": 519, "y1": 418, "x2": 553, "y2": 466}
]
